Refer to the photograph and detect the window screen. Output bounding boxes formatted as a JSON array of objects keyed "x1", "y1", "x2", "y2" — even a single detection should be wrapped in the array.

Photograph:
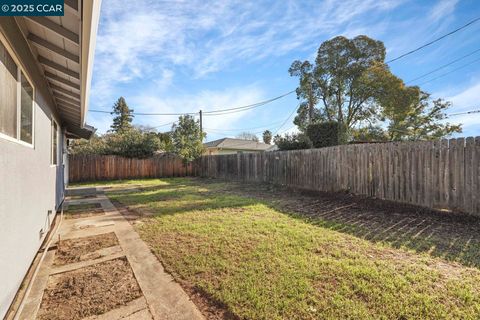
[
  {"x1": 52, "y1": 121, "x2": 58, "y2": 165},
  {"x1": 0, "y1": 40, "x2": 18, "y2": 138},
  {"x1": 20, "y1": 72, "x2": 33, "y2": 143}
]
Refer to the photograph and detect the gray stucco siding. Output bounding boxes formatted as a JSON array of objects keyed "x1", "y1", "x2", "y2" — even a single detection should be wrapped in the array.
[{"x1": 0, "y1": 19, "x2": 65, "y2": 318}]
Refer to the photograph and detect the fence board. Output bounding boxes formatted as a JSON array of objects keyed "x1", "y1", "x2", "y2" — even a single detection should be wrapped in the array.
[
  {"x1": 193, "y1": 137, "x2": 480, "y2": 216},
  {"x1": 69, "y1": 154, "x2": 191, "y2": 182}
]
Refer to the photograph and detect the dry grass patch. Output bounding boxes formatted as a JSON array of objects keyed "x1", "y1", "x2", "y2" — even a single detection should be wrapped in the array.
[
  {"x1": 37, "y1": 257, "x2": 141, "y2": 320},
  {"x1": 64, "y1": 203, "x2": 104, "y2": 219},
  {"x1": 54, "y1": 232, "x2": 119, "y2": 266}
]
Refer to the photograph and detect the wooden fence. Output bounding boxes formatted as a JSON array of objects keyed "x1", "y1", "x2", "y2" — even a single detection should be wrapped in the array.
[
  {"x1": 196, "y1": 137, "x2": 480, "y2": 216},
  {"x1": 69, "y1": 137, "x2": 480, "y2": 216},
  {"x1": 68, "y1": 154, "x2": 193, "y2": 182}
]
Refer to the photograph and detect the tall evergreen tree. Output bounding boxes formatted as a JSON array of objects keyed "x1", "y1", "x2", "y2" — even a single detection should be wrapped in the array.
[
  {"x1": 262, "y1": 130, "x2": 272, "y2": 144},
  {"x1": 110, "y1": 97, "x2": 134, "y2": 132}
]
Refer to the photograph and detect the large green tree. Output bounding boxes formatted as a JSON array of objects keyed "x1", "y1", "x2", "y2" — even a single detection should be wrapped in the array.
[
  {"x1": 363, "y1": 63, "x2": 461, "y2": 140},
  {"x1": 290, "y1": 35, "x2": 385, "y2": 130},
  {"x1": 171, "y1": 115, "x2": 205, "y2": 163},
  {"x1": 387, "y1": 93, "x2": 462, "y2": 141},
  {"x1": 289, "y1": 61, "x2": 318, "y2": 125},
  {"x1": 110, "y1": 97, "x2": 134, "y2": 132},
  {"x1": 292, "y1": 103, "x2": 323, "y2": 132},
  {"x1": 290, "y1": 35, "x2": 461, "y2": 141}
]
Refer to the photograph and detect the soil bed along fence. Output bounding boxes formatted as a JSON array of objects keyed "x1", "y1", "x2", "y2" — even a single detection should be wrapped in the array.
[{"x1": 69, "y1": 136, "x2": 480, "y2": 216}]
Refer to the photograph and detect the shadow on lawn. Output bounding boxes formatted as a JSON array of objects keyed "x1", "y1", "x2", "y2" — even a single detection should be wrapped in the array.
[
  {"x1": 107, "y1": 177, "x2": 480, "y2": 269},
  {"x1": 108, "y1": 182, "x2": 257, "y2": 216},
  {"x1": 218, "y1": 181, "x2": 480, "y2": 269}
]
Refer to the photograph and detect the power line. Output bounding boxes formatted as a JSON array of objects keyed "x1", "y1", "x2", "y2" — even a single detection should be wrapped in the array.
[
  {"x1": 416, "y1": 55, "x2": 480, "y2": 86},
  {"x1": 448, "y1": 109, "x2": 480, "y2": 116},
  {"x1": 202, "y1": 104, "x2": 274, "y2": 116},
  {"x1": 202, "y1": 90, "x2": 295, "y2": 115},
  {"x1": 406, "y1": 48, "x2": 480, "y2": 84},
  {"x1": 386, "y1": 17, "x2": 480, "y2": 63},
  {"x1": 204, "y1": 104, "x2": 299, "y2": 137},
  {"x1": 273, "y1": 104, "x2": 299, "y2": 136},
  {"x1": 152, "y1": 121, "x2": 177, "y2": 129},
  {"x1": 204, "y1": 139, "x2": 272, "y2": 149},
  {"x1": 203, "y1": 119, "x2": 287, "y2": 132},
  {"x1": 89, "y1": 109, "x2": 195, "y2": 116},
  {"x1": 277, "y1": 125, "x2": 296, "y2": 135},
  {"x1": 89, "y1": 90, "x2": 295, "y2": 117}
]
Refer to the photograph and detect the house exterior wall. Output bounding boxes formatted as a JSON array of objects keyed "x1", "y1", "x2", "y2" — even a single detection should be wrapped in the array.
[{"x1": 0, "y1": 19, "x2": 65, "y2": 318}]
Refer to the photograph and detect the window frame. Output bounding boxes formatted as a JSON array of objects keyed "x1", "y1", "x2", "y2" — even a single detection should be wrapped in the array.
[
  {"x1": 0, "y1": 32, "x2": 35, "y2": 148},
  {"x1": 51, "y1": 119, "x2": 58, "y2": 166}
]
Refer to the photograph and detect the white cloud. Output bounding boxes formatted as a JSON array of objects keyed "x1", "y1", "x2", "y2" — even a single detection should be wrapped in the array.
[
  {"x1": 91, "y1": 0, "x2": 404, "y2": 98},
  {"x1": 446, "y1": 80, "x2": 480, "y2": 134},
  {"x1": 429, "y1": 0, "x2": 459, "y2": 22},
  {"x1": 448, "y1": 81, "x2": 480, "y2": 108}
]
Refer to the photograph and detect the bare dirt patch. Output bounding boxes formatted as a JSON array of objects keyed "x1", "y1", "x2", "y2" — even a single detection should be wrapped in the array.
[
  {"x1": 64, "y1": 202, "x2": 104, "y2": 219},
  {"x1": 37, "y1": 257, "x2": 142, "y2": 320},
  {"x1": 54, "y1": 232, "x2": 119, "y2": 266}
]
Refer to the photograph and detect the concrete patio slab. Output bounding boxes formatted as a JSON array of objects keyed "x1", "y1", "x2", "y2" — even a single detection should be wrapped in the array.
[
  {"x1": 50, "y1": 252, "x2": 125, "y2": 275},
  {"x1": 16, "y1": 187, "x2": 204, "y2": 320},
  {"x1": 102, "y1": 199, "x2": 205, "y2": 320}
]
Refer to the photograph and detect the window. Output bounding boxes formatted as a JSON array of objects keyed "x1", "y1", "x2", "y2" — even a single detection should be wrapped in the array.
[
  {"x1": 51, "y1": 120, "x2": 58, "y2": 165},
  {"x1": 0, "y1": 37, "x2": 34, "y2": 146},
  {"x1": 20, "y1": 72, "x2": 33, "y2": 143},
  {"x1": 0, "y1": 40, "x2": 17, "y2": 138}
]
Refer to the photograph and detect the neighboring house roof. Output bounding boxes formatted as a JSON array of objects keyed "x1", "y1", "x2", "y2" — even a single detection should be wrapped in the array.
[
  {"x1": 267, "y1": 144, "x2": 279, "y2": 151},
  {"x1": 204, "y1": 138, "x2": 273, "y2": 151},
  {"x1": 13, "y1": 0, "x2": 102, "y2": 139}
]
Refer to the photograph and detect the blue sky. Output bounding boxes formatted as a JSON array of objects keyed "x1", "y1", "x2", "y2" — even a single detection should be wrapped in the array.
[{"x1": 87, "y1": 0, "x2": 480, "y2": 141}]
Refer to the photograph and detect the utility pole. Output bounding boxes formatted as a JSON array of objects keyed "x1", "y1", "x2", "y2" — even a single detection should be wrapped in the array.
[{"x1": 199, "y1": 109, "x2": 203, "y2": 138}]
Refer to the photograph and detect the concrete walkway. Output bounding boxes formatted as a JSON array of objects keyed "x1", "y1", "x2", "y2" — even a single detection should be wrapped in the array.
[{"x1": 18, "y1": 187, "x2": 204, "y2": 320}]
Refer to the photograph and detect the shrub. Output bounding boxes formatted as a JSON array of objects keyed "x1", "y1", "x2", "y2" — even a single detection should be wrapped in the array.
[
  {"x1": 69, "y1": 129, "x2": 163, "y2": 158},
  {"x1": 351, "y1": 125, "x2": 389, "y2": 142},
  {"x1": 69, "y1": 134, "x2": 107, "y2": 155},
  {"x1": 105, "y1": 129, "x2": 161, "y2": 158},
  {"x1": 306, "y1": 121, "x2": 347, "y2": 148},
  {"x1": 274, "y1": 133, "x2": 312, "y2": 150}
]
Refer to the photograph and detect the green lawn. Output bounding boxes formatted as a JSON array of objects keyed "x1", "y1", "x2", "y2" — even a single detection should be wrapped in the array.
[{"x1": 80, "y1": 178, "x2": 480, "y2": 319}]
